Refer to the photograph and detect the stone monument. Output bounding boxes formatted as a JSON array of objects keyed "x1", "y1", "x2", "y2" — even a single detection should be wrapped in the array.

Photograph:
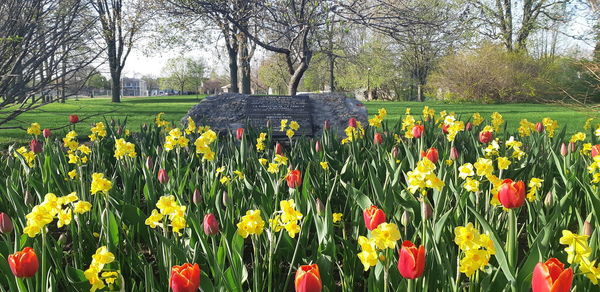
[{"x1": 182, "y1": 92, "x2": 368, "y2": 138}]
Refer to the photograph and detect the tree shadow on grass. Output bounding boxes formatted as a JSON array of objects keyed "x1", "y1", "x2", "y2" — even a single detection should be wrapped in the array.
[{"x1": 124, "y1": 98, "x2": 202, "y2": 104}]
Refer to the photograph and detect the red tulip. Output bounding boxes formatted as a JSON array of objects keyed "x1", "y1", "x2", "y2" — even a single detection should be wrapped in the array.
[
  {"x1": 560, "y1": 143, "x2": 568, "y2": 157},
  {"x1": 498, "y1": 179, "x2": 526, "y2": 209},
  {"x1": 8, "y1": 247, "x2": 38, "y2": 278},
  {"x1": 158, "y1": 169, "x2": 169, "y2": 184},
  {"x1": 287, "y1": 169, "x2": 302, "y2": 189},
  {"x1": 203, "y1": 213, "x2": 219, "y2": 236},
  {"x1": 536, "y1": 122, "x2": 544, "y2": 133},
  {"x1": 374, "y1": 133, "x2": 383, "y2": 145},
  {"x1": 592, "y1": 145, "x2": 600, "y2": 157},
  {"x1": 348, "y1": 118, "x2": 357, "y2": 128},
  {"x1": 412, "y1": 124, "x2": 424, "y2": 138},
  {"x1": 397, "y1": 240, "x2": 426, "y2": 279},
  {"x1": 236, "y1": 128, "x2": 244, "y2": 140},
  {"x1": 295, "y1": 264, "x2": 322, "y2": 292},
  {"x1": 441, "y1": 124, "x2": 449, "y2": 134},
  {"x1": 170, "y1": 263, "x2": 200, "y2": 292},
  {"x1": 29, "y1": 139, "x2": 42, "y2": 154},
  {"x1": 449, "y1": 147, "x2": 460, "y2": 160},
  {"x1": 69, "y1": 115, "x2": 79, "y2": 124},
  {"x1": 42, "y1": 128, "x2": 52, "y2": 138},
  {"x1": 532, "y1": 258, "x2": 573, "y2": 292},
  {"x1": 0, "y1": 212, "x2": 13, "y2": 234},
  {"x1": 465, "y1": 122, "x2": 473, "y2": 131},
  {"x1": 479, "y1": 131, "x2": 493, "y2": 144},
  {"x1": 420, "y1": 147, "x2": 439, "y2": 164},
  {"x1": 363, "y1": 206, "x2": 386, "y2": 230},
  {"x1": 275, "y1": 142, "x2": 283, "y2": 156}
]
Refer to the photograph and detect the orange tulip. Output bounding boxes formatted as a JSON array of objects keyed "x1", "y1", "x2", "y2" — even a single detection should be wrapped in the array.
[
  {"x1": 591, "y1": 144, "x2": 600, "y2": 157},
  {"x1": 397, "y1": 240, "x2": 426, "y2": 279},
  {"x1": 287, "y1": 169, "x2": 302, "y2": 189},
  {"x1": 295, "y1": 264, "x2": 322, "y2": 292},
  {"x1": 170, "y1": 263, "x2": 200, "y2": 292},
  {"x1": 373, "y1": 133, "x2": 383, "y2": 145},
  {"x1": 420, "y1": 147, "x2": 439, "y2": 164},
  {"x1": 532, "y1": 258, "x2": 572, "y2": 292},
  {"x1": 8, "y1": 247, "x2": 38, "y2": 278},
  {"x1": 363, "y1": 206, "x2": 386, "y2": 230},
  {"x1": 236, "y1": 128, "x2": 244, "y2": 140},
  {"x1": 479, "y1": 131, "x2": 493, "y2": 144},
  {"x1": 498, "y1": 179, "x2": 526, "y2": 209}
]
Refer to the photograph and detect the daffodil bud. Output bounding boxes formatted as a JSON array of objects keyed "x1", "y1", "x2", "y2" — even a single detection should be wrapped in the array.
[
  {"x1": 222, "y1": 191, "x2": 230, "y2": 207},
  {"x1": 24, "y1": 190, "x2": 33, "y2": 205},
  {"x1": 58, "y1": 233, "x2": 68, "y2": 246},
  {"x1": 315, "y1": 198, "x2": 324, "y2": 215},
  {"x1": 146, "y1": 156, "x2": 154, "y2": 170},
  {"x1": 192, "y1": 188, "x2": 202, "y2": 206},
  {"x1": 421, "y1": 202, "x2": 432, "y2": 220},
  {"x1": 583, "y1": 221, "x2": 593, "y2": 237},
  {"x1": 401, "y1": 210, "x2": 411, "y2": 227},
  {"x1": 544, "y1": 191, "x2": 553, "y2": 208}
]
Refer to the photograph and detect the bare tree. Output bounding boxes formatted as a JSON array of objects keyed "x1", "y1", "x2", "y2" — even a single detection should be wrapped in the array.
[
  {"x1": 0, "y1": 0, "x2": 100, "y2": 127},
  {"x1": 92, "y1": 0, "x2": 146, "y2": 102}
]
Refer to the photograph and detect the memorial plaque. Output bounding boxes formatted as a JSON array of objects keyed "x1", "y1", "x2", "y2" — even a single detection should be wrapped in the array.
[{"x1": 245, "y1": 95, "x2": 314, "y2": 137}]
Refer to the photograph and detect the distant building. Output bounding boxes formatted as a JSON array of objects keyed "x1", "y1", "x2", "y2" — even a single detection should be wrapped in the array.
[{"x1": 121, "y1": 77, "x2": 147, "y2": 96}]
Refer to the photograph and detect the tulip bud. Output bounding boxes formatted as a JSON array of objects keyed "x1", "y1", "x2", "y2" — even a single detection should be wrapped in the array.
[
  {"x1": 24, "y1": 190, "x2": 33, "y2": 205},
  {"x1": 323, "y1": 120, "x2": 330, "y2": 130},
  {"x1": 391, "y1": 146, "x2": 399, "y2": 158},
  {"x1": 266, "y1": 119, "x2": 272, "y2": 128},
  {"x1": 0, "y1": 212, "x2": 14, "y2": 234},
  {"x1": 560, "y1": 143, "x2": 568, "y2": 156},
  {"x1": 158, "y1": 169, "x2": 169, "y2": 184},
  {"x1": 69, "y1": 115, "x2": 79, "y2": 124},
  {"x1": 29, "y1": 139, "x2": 42, "y2": 154},
  {"x1": 145, "y1": 156, "x2": 154, "y2": 170},
  {"x1": 222, "y1": 191, "x2": 230, "y2": 207},
  {"x1": 236, "y1": 128, "x2": 244, "y2": 140},
  {"x1": 315, "y1": 140, "x2": 322, "y2": 152},
  {"x1": 275, "y1": 142, "x2": 283, "y2": 155},
  {"x1": 401, "y1": 210, "x2": 411, "y2": 227},
  {"x1": 421, "y1": 201, "x2": 432, "y2": 220},
  {"x1": 544, "y1": 191, "x2": 553, "y2": 208},
  {"x1": 348, "y1": 118, "x2": 357, "y2": 128},
  {"x1": 373, "y1": 132, "x2": 383, "y2": 145},
  {"x1": 569, "y1": 142, "x2": 576, "y2": 153},
  {"x1": 110, "y1": 119, "x2": 115, "y2": 126},
  {"x1": 535, "y1": 122, "x2": 544, "y2": 133},
  {"x1": 192, "y1": 188, "x2": 202, "y2": 206},
  {"x1": 42, "y1": 128, "x2": 52, "y2": 138},
  {"x1": 57, "y1": 233, "x2": 68, "y2": 246},
  {"x1": 315, "y1": 198, "x2": 324, "y2": 215},
  {"x1": 465, "y1": 122, "x2": 473, "y2": 131},
  {"x1": 203, "y1": 213, "x2": 220, "y2": 236},
  {"x1": 450, "y1": 147, "x2": 460, "y2": 160},
  {"x1": 116, "y1": 126, "x2": 123, "y2": 136},
  {"x1": 583, "y1": 221, "x2": 593, "y2": 237}
]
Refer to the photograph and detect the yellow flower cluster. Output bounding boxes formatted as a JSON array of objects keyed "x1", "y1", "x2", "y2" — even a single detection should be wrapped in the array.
[
  {"x1": 491, "y1": 112, "x2": 504, "y2": 132},
  {"x1": 164, "y1": 128, "x2": 189, "y2": 151},
  {"x1": 401, "y1": 111, "x2": 416, "y2": 138},
  {"x1": 406, "y1": 158, "x2": 445, "y2": 195},
  {"x1": 23, "y1": 192, "x2": 91, "y2": 237},
  {"x1": 89, "y1": 122, "x2": 107, "y2": 141},
  {"x1": 269, "y1": 199, "x2": 303, "y2": 238},
  {"x1": 91, "y1": 173, "x2": 112, "y2": 195},
  {"x1": 584, "y1": 118, "x2": 594, "y2": 130},
  {"x1": 542, "y1": 117, "x2": 559, "y2": 137},
  {"x1": 559, "y1": 230, "x2": 600, "y2": 284},
  {"x1": 332, "y1": 213, "x2": 343, "y2": 223},
  {"x1": 357, "y1": 223, "x2": 401, "y2": 271},
  {"x1": 341, "y1": 121, "x2": 365, "y2": 144},
  {"x1": 237, "y1": 209, "x2": 265, "y2": 238},
  {"x1": 194, "y1": 129, "x2": 217, "y2": 161},
  {"x1": 266, "y1": 154, "x2": 288, "y2": 174},
  {"x1": 518, "y1": 119, "x2": 536, "y2": 137},
  {"x1": 114, "y1": 138, "x2": 136, "y2": 159},
  {"x1": 505, "y1": 137, "x2": 526, "y2": 160},
  {"x1": 280, "y1": 119, "x2": 300, "y2": 138},
  {"x1": 588, "y1": 156, "x2": 600, "y2": 183},
  {"x1": 526, "y1": 178, "x2": 543, "y2": 201},
  {"x1": 256, "y1": 133, "x2": 267, "y2": 151},
  {"x1": 443, "y1": 115, "x2": 465, "y2": 142},
  {"x1": 145, "y1": 195, "x2": 187, "y2": 234},
  {"x1": 155, "y1": 112, "x2": 171, "y2": 128},
  {"x1": 320, "y1": 161, "x2": 329, "y2": 170},
  {"x1": 422, "y1": 106, "x2": 435, "y2": 121},
  {"x1": 483, "y1": 139, "x2": 499, "y2": 157},
  {"x1": 84, "y1": 246, "x2": 118, "y2": 292},
  {"x1": 472, "y1": 113, "x2": 484, "y2": 126},
  {"x1": 27, "y1": 122, "x2": 41, "y2": 135},
  {"x1": 63, "y1": 131, "x2": 91, "y2": 165},
  {"x1": 368, "y1": 108, "x2": 387, "y2": 128},
  {"x1": 14, "y1": 146, "x2": 36, "y2": 167},
  {"x1": 185, "y1": 117, "x2": 196, "y2": 134},
  {"x1": 454, "y1": 223, "x2": 495, "y2": 277},
  {"x1": 569, "y1": 132, "x2": 586, "y2": 143}
]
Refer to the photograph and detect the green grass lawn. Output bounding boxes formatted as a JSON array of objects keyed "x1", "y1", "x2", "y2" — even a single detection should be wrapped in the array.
[{"x1": 1, "y1": 95, "x2": 597, "y2": 147}]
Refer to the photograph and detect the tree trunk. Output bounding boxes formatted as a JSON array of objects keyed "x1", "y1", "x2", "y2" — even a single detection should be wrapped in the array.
[
  {"x1": 111, "y1": 72, "x2": 121, "y2": 102},
  {"x1": 328, "y1": 53, "x2": 335, "y2": 92},
  {"x1": 227, "y1": 46, "x2": 239, "y2": 93},
  {"x1": 288, "y1": 52, "x2": 312, "y2": 96},
  {"x1": 417, "y1": 84, "x2": 423, "y2": 102},
  {"x1": 238, "y1": 33, "x2": 251, "y2": 94}
]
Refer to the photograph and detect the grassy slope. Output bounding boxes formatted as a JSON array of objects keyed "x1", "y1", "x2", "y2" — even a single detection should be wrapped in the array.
[{"x1": 1, "y1": 95, "x2": 597, "y2": 146}]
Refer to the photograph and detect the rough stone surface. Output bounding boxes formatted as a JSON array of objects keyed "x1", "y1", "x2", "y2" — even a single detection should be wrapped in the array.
[{"x1": 182, "y1": 93, "x2": 368, "y2": 137}]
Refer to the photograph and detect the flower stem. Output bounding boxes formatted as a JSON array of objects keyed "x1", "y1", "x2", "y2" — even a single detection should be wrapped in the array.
[{"x1": 507, "y1": 210, "x2": 517, "y2": 292}]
